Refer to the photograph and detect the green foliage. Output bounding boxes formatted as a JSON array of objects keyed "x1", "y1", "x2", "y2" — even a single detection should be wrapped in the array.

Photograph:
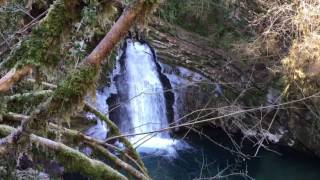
[
  {"x1": 159, "y1": 0, "x2": 218, "y2": 34},
  {"x1": 98, "y1": 51, "x2": 117, "y2": 88},
  {"x1": 4, "y1": 0, "x2": 66, "y2": 70},
  {"x1": 64, "y1": 0, "x2": 118, "y2": 64},
  {"x1": 25, "y1": 64, "x2": 99, "y2": 135},
  {"x1": 82, "y1": 1, "x2": 99, "y2": 26},
  {"x1": 0, "y1": 0, "x2": 27, "y2": 38},
  {"x1": 158, "y1": 0, "x2": 244, "y2": 49}
]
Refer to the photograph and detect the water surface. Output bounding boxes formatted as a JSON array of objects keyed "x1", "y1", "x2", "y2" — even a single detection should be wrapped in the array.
[{"x1": 142, "y1": 133, "x2": 320, "y2": 180}]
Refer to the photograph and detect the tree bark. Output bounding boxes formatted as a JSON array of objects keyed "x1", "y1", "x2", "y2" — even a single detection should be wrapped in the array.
[
  {"x1": 0, "y1": 65, "x2": 32, "y2": 92},
  {"x1": 86, "y1": 0, "x2": 154, "y2": 65}
]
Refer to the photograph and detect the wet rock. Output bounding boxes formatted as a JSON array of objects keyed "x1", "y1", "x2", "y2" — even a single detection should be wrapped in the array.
[{"x1": 159, "y1": 62, "x2": 217, "y2": 129}]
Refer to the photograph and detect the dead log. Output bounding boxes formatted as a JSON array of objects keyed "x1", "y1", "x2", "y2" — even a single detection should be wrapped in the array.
[
  {"x1": 3, "y1": 111, "x2": 149, "y2": 179},
  {"x1": 3, "y1": 80, "x2": 148, "y2": 175},
  {"x1": 0, "y1": 124, "x2": 128, "y2": 180}
]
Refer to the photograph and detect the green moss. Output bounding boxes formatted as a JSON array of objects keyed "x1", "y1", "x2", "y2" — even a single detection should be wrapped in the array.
[
  {"x1": 25, "y1": 64, "x2": 99, "y2": 134},
  {"x1": 0, "y1": 0, "x2": 26, "y2": 42},
  {"x1": 6, "y1": 90, "x2": 52, "y2": 114},
  {"x1": 4, "y1": 0, "x2": 83, "y2": 70},
  {"x1": 0, "y1": 97, "x2": 7, "y2": 121},
  {"x1": 56, "y1": 144, "x2": 127, "y2": 180},
  {"x1": 0, "y1": 125, "x2": 15, "y2": 137},
  {"x1": 47, "y1": 130, "x2": 57, "y2": 140},
  {"x1": 50, "y1": 64, "x2": 99, "y2": 119},
  {"x1": 82, "y1": 4, "x2": 98, "y2": 26}
]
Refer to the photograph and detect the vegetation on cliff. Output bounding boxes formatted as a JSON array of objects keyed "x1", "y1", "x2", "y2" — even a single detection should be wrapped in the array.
[{"x1": 0, "y1": 0, "x2": 320, "y2": 179}]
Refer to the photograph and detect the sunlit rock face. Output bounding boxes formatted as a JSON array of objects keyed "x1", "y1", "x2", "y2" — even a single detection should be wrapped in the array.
[{"x1": 159, "y1": 62, "x2": 216, "y2": 129}]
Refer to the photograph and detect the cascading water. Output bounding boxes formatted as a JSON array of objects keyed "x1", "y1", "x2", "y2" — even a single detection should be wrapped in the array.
[
  {"x1": 115, "y1": 39, "x2": 184, "y2": 155},
  {"x1": 86, "y1": 39, "x2": 188, "y2": 157},
  {"x1": 124, "y1": 40, "x2": 169, "y2": 138}
]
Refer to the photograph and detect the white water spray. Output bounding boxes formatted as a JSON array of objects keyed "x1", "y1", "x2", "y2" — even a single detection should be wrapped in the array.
[{"x1": 121, "y1": 40, "x2": 187, "y2": 156}]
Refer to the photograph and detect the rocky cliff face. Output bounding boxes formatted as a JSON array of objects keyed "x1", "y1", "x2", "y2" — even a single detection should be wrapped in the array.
[{"x1": 159, "y1": 63, "x2": 214, "y2": 127}]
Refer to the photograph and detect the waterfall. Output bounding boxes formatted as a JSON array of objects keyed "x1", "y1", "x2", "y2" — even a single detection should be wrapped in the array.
[
  {"x1": 124, "y1": 40, "x2": 169, "y2": 138},
  {"x1": 87, "y1": 39, "x2": 189, "y2": 157},
  {"x1": 109, "y1": 39, "x2": 189, "y2": 156}
]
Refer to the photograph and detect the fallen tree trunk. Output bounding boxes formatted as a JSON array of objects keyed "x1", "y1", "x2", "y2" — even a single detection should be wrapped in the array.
[
  {"x1": 53, "y1": 126, "x2": 149, "y2": 180},
  {"x1": 0, "y1": 125, "x2": 128, "y2": 180},
  {"x1": 5, "y1": 90, "x2": 52, "y2": 101},
  {"x1": 3, "y1": 112, "x2": 149, "y2": 180},
  {"x1": 3, "y1": 84, "x2": 149, "y2": 175}
]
